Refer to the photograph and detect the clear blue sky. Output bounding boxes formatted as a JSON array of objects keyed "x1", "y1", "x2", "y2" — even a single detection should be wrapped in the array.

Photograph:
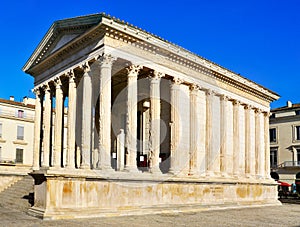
[{"x1": 0, "y1": 0, "x2": 299, "y2": 108}]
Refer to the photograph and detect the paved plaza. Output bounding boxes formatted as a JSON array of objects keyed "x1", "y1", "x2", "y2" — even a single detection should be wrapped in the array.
[{"x1": 1, "y1": 203, "x2": 300, "y2": 227}]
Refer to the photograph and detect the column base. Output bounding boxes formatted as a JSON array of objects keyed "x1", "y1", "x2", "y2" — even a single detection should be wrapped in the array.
[
  {"x1": 206, "y1": 171, "x2": 215, "y2": 177},
  {"x1": 168, "y1": 169, "x2": 183, "y2": 176},
  {"x1": 49, "y1": 166, "x2": 62, "y2": 170},
  {"x1": 221, "y1": 172, "x2": 231, "y2": 178},
  {"x1": 97, "y1": 166, "x2": 115, "y2": 172},
  {"x1": 80, "y1": 164, "x2": 90, "y2": 170},
  {"x1": 124, "y1": 165, "x2": 140, "y2": 173},
  {"x1": 245, "y1": 173, "x2": 255, "y2": 179},
  {"x1": 149, "y1": 166, "x2": 162, "y2": 174},
  {"x1": 65, "y1": 165, "x2": 76, "y2": 170}
]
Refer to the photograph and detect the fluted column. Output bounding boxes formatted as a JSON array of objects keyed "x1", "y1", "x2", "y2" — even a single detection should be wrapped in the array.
[
  {"x1": 125, "y1": 65, "x2": 142, "y2": 172},
  {"x1": 255, "y1": 109, "x2": 265, "y2": 178},
  {"x1": 149, "y1": 71, "x2": 163, "y2": 173},
  {"x1": 189, "y1": 84, "x2": 201, "y2": 176},
  {"x1": 53, "y1": 78, "x2": 63, "y2": 168},
  {"x1": 198, "y1": 89, "x2": 207, "y2": 175},
  {"x1": 220, "y1": 95, "x2": 228, "y2": 175},
  {"x1": 238, "y1": 103, "x2": 246, "y2": 176},
  {"x1": 169, "y1": 78, "x2": 183, "y2": 174},
  {"x1": 81, "y1": 63, "x2": 92, "y2": 169},
  {"x1": 97, "y1": 54, "x2": 115, "y2": 171},
  {"x1": 259, "y1": 111, "x2": 266, "y2": 178},
  {"x1": 42, "y1": 85, "x2": 51, "y2": 168},
  {"x1": 226, "y1": 100, "x2": 234, "y2": 176},
  {"x1": 244, "y1": 104, "x2": 251, "y2": 177},
  {"x1": 249, "y1": 107, "x2": 256, "y2": 177},
  {"x1": 66, "y1": 70, "x2": 77, "y2": 169},
  {"x1": 206, "y1": 89, "x2": 214, "y2": 176},
  {"x1": 264, "y1": 112, "x2": 271, "y2": 179},
  {"x1": 33, "y1": 88, "x2": 42, "y2": 170},
  {"x1": 232, "y1": 100, "x2": 240, "y2": 177}
]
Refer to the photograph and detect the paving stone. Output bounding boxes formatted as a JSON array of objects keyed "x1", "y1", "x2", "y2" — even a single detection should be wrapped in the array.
[{"x1": 0, "y1": 204, "x2": 300, "y2": 226}]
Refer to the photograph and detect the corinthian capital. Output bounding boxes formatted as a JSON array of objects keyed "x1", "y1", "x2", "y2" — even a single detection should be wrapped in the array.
[
  {"x1": 98, "y1": 53, "x2": 116, "y2": 67},
  {"x1": 243, "y1": 104, "x2": 252, "y2": 110},
  {"x1": 149, "y1": 70, "x2": 164, "y2": 83},
  {"x1": 173, "y1": 77, "x2": 184, "y2": 85},
  {"x1": 126, "y1": 65, "x2": 142, "y2": 78},
  {"x1": 190, "y1": 84, "x2": 200, "y2": 91},
  {"x1": 220, "y1": 94, "x2": 229, "y2": 101},
  {"x1": 33, "y1": 87, "x2": 41, "y2": 96},
  {"x1": 153, "y1": 71, "x2": 165, "y2": 79},
  {"x1": 67, "y1": 69, "x2": 76, "y2": 83},
  {"x1": 54, "y1": 77, "x2": 62, "y2": 88},
  {"x1": 205, "y1": 89, "x2": 215, "y2": 97},
  {"x1": 80, "y1": 62, "x2": 91, "y2": 74},
  {"x1": 232, "y1": 99, "x2": 241, "y2": 106}
]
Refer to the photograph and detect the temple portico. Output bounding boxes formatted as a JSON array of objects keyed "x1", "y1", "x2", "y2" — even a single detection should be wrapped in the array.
[
  {"x1": 32, "y1": 61, "x2": 271, "y2": 178},
  {"x1": 23, "y1": 13, "x2": 280, "y2": 219}
]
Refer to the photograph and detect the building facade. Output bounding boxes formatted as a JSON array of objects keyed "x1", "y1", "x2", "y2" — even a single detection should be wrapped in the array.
[
  {"x1": 0, "y1": 97, "x2": 35, "y2": 167},
  {"x1": 23, "y1": 13, "x2": 280, "y2": 219},
  {"x1": 270, "y1": 101, "x2": 300, "y2": 185}
]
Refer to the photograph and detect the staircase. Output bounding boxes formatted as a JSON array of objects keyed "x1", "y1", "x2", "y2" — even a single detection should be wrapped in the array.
[{"x1": 0, "y1": 175, "x2": 34, "y2": 212}]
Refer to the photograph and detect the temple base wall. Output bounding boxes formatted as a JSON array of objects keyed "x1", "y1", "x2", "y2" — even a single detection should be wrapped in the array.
[{"x1": 29, "y1": 170, "x2": 280, "y2": 220}]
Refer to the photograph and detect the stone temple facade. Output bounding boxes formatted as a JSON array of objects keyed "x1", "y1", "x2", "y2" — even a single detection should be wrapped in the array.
[{"x1": 23, "y1": 13, "x2": 280, "y2": 219}]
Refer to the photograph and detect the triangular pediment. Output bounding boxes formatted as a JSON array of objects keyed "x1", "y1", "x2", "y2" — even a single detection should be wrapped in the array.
[
  {"x1": 23, "y1": 13, "x2": 103, "y2": 73},
  {"x1": 50, "y1": 33, "x2": 81, "y2": 54}
]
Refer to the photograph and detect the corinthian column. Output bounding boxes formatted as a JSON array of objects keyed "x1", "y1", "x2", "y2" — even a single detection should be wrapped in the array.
[
  {"x1": 232, "y1": 100, "x2": 240, "y2": 177},
  {"x1": 53, "y1": 78, "x2": 63, "y2": 168},
  {"x1": 169, "y1": 77, "x2": 183, "y2": 175},
  {"x1": 244, "y1": 104, "x2": 251, "y2": 177},
  {"x1": 220, "y1": 95, "x2": 228, "y2": 176},
  {"x1": 249, "y1": 107, "x2": 256, "y2": 177},
  {"x1": 97, "y1": 54, "x2": 115, "y2": 171},
  {"x1": 189, "y1": 84, "x2": 201, "y2": 176},
  {"x1": 42, "y1": 84, "x2": 51, "y2": 168},
  {"x1": 66, "y1": 70, "x2": 77, "y2": 169},
  {"x1": 264, "y1": 112, "x2": 271, "y2": 179},
  {"x1": 80, "y1": 63, "x2": 92, "y2": 169},
  {"x1": 33, "y1": 88, "x2": 42, "y2": 170},
  {"x1": 206, "y1": 89, "x2": 214, "y2": 176},
  {"x1": 124, "y1": 65, "x2": 142, "y2": 172},
  {"x1": 255, "y1": 109, "x2": 265, "y2": 178},
  {"x1": 149, "y1": 71, "x2": 163, "y2": 173}
]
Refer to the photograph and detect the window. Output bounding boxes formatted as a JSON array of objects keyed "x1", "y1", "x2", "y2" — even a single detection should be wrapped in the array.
[
  {"x1": 296, "y1": 110, "x2": 300, "y2": 115},
  {"x1": 269, "y1": 128, "x2": 277, "y2": 143},
  {"x1": 295, "y1": 126, "x2": 300, "y2": 141},
  {"x1": 0, "y1": 123, "x2": 2, "y2": 138},
  {"x1": 16, "y1": 148, "x2": 23, "y2": 164},
  {"x1": 270, "y1": 148, "x2": 278, "y2": 168},
  {"x1": 297, "y1": 149, "x2": 300, "y2": 166},
  {"x1": 17, "y1": 110, "x2": 24, "y2": 118},
  {"x1": 17, "y1": 125, "x2": 24, "y2": 140}
]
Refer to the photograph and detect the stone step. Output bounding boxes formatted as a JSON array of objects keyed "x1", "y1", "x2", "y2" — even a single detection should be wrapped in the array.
[{"x1": 0, "y1": 175, "x2": 34, "y2": 211}]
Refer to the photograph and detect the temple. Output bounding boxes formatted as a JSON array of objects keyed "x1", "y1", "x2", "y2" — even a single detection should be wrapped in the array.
[{"x1": 23, "y1": 13, "x2": 280, "y2": 219}]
